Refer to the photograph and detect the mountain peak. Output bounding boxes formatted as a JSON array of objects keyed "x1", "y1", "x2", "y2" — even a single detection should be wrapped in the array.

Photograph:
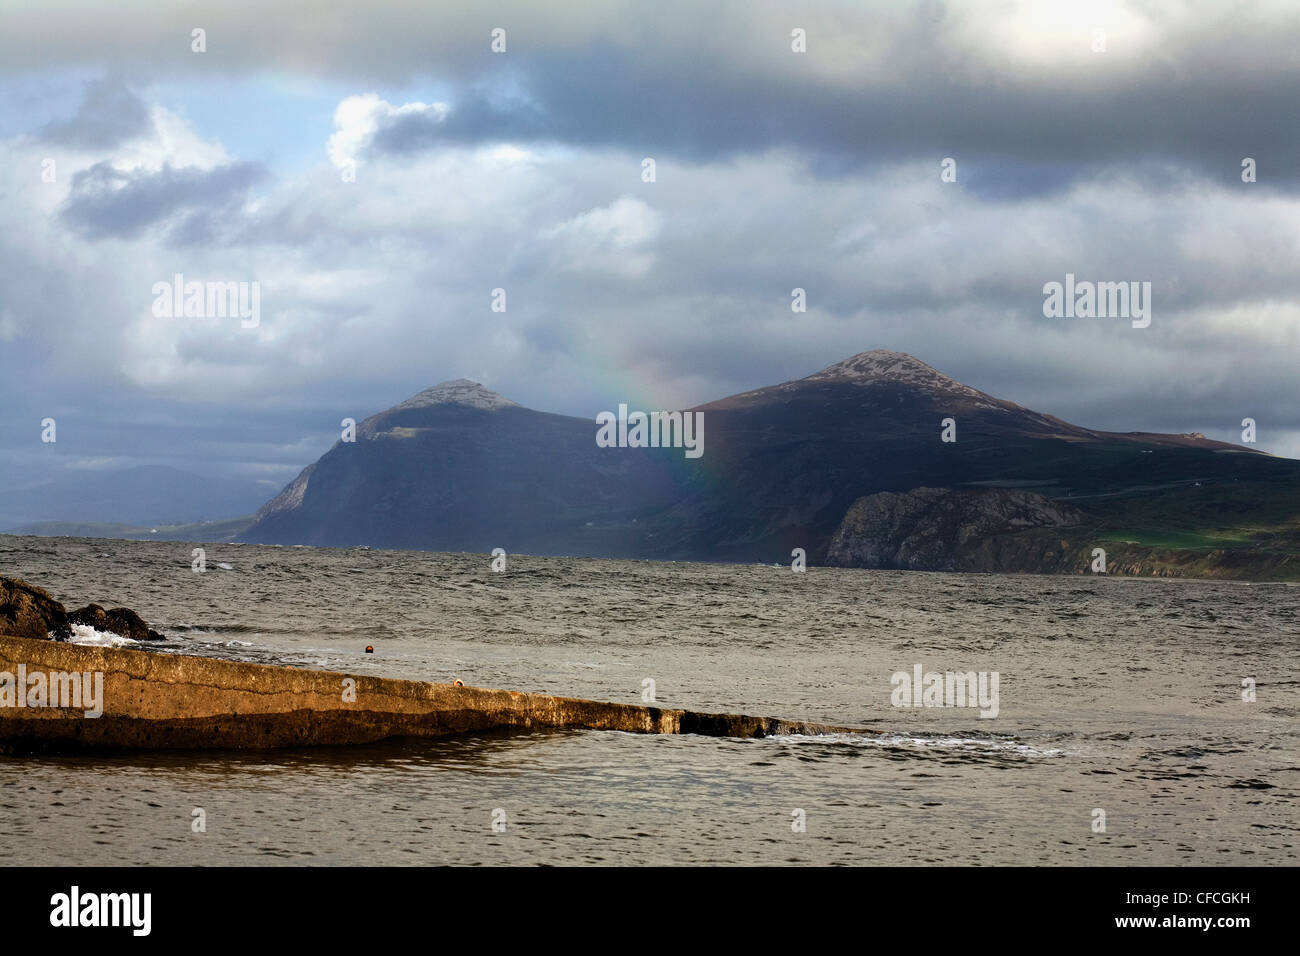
[
  {"x1": 803, "y1": 350, "x2": 982, "y2": 397},
  {"x1": 391, "y1": 379, "x2": 520, "y2": 412}
]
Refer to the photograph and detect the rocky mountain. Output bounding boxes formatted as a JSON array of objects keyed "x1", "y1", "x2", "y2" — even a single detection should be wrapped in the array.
[
  {"x1": 239, "y1": 351, "x2": 1300, "y2": 575},
  {"x1": 243, "y1": 380, "x2": 689, "y2": 554}
]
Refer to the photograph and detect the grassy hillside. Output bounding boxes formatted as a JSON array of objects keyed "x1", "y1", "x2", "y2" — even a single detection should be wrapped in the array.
[{"x1": 989, "y1": 479, "x2": 1300, "y2": 579}]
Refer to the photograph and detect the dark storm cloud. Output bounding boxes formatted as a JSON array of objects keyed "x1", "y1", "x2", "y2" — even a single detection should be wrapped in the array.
[
  {"x1": 38, "y1": 76, "x2": 154, "y2": 149},
  {"x1": 60, "y1": 160, "x2": 267, "y2": 240},
  {"x1": 370, "y1": 92, "x2": 551, "y2": 155},
  {"x1": 9, "y1": 3, "x2": 1300, "y2": 191},
  {"x1": 563, "y1": 66, "x2": 1289, "y2": 191},
  {"x1": 347, "y1": 31, "x2": 1300, "y2": 194}
]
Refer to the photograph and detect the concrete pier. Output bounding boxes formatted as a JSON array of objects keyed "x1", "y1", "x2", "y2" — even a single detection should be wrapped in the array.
[{"x1": 0, "y1": 635, "x2": 869, "y2": 751}]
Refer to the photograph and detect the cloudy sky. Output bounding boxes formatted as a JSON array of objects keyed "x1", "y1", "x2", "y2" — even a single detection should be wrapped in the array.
[{"x1": 2, "y1": 0, "x2": 1299, "y2": 503}]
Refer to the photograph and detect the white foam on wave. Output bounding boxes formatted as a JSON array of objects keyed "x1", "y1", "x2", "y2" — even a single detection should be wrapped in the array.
[
  {"x1": 781, "y1": 732, "x2": 1069, "y2": 757},
  {"x1": 64, "y1": 623, "x2": 140, "y2": 647},
  {"x1": 174, "y1": 630, "x2": 251, "y2": 646}
]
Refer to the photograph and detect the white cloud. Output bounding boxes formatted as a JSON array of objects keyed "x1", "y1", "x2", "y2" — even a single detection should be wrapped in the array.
[
  {"x1": 544, "y1": 195, "x2": 662, "y2": 278},
  {"x1": 328, "y1": 94, "x2": 448, "y2": 169}
]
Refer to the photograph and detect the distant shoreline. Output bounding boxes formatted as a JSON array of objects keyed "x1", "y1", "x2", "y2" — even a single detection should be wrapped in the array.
[{"x1": 2, "y1": 530, "x2": 1292, "y2": 583}]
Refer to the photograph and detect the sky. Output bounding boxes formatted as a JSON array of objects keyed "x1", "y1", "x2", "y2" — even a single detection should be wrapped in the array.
[{"x1": 2, "y1": 0, "x2": 1300, "y2": 500}]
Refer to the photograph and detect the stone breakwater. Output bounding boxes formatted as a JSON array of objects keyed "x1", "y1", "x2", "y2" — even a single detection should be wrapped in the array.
[{"x1": 0, "y1": 635, "x2": 870, "y2": 751}]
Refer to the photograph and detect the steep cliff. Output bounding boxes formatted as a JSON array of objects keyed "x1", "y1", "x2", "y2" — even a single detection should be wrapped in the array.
[{"x1": 826, "y1": 487, "x2": 1084, "y2": 571}]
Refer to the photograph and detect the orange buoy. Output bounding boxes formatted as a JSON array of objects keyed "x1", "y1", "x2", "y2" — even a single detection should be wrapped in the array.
[{"x1": 365, "y1": 645, "x2": 374, "y2": 654}]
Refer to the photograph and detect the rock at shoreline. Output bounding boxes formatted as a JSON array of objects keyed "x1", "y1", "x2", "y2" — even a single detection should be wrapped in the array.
[
  {"x1": 826, "y1": 487, "x2": 1083, "y2": 572},
  {"x1": 0, "y1": 576, "x2": 71, "y2": 642},
  {"x1": 68, "y1": 603, "x2": 153, "y2": 642},
  {"x1": 0, "y1": 575, "x2": 164, "y2": 642}
]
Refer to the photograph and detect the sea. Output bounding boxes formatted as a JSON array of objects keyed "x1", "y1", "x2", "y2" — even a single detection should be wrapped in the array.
[{"x1": 1, "y1": 533, "x2": 1296, "y2": 865}]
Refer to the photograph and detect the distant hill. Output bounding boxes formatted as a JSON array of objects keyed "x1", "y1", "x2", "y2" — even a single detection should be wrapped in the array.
[
  {"x1": 243, "y1": 379, "x2": 687, "y2": 554},
  {"x1": 0, "y1": 465, "x2": 272, "y2": 531},
  {"x1": 238, "y1": 350, "x2": 1300, "y2": 577},
  {"x1": 4, "y1": 516, "x2": 253, "y2": 543}
]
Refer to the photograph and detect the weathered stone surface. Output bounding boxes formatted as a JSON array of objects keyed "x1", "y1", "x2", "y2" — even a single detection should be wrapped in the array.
[
  {"x1": 0, "y1": 634, "x2": 869, "y2": 751},
  {"x1": 826, "y1": 487, "x2": 1083, "y2": 571},
  {"x1": 0, "y1": 576, "x2": 70, "y2": 642},
  {"x1": 68, "y1": 603, "x2": 154, "y2": 642}
]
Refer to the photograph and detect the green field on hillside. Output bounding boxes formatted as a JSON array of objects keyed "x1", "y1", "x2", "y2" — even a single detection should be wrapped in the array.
[{"x1": 1070, "y1": 479, "x2": 1300, "y2": 575}]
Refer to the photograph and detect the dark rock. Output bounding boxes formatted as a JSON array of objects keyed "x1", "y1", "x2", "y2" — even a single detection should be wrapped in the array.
[
  {"x1": 2, "y1": 577, "x2": 164, "y2": 643},
  {"x1": 0, "y1": 576, "x2": 71, "y2": 641},
  {"x1": 105, "y1": 607, "x2": 151, "y2": 642},
  {"x1": 68, "y1": 603, "x2": 108, "y2": 632},
  {"x1": 68, "y1": 603, "x2": 100, "y2": 621},
  {"x1": 68, "y1": 603, "x2": 151, "y2": 642}
]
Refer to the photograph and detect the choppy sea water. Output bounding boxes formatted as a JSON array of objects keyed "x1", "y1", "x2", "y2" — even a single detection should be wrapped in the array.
[{"x1": 1, "y1": 533, "x2": 1296, "y2": 865}]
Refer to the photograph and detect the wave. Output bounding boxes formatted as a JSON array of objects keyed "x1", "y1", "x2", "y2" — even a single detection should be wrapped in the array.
[
  {"x1": 778, "y1": 731, "x2": 1069, "y2": 757},
  {"x1": 65, "y1": 623, "x2": 141, "y2": 648}
]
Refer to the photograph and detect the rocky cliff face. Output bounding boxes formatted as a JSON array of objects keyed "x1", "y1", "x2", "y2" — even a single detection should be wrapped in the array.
[{"x1": 825, "y1": 487, "x2": 1084, "y2": 571}]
